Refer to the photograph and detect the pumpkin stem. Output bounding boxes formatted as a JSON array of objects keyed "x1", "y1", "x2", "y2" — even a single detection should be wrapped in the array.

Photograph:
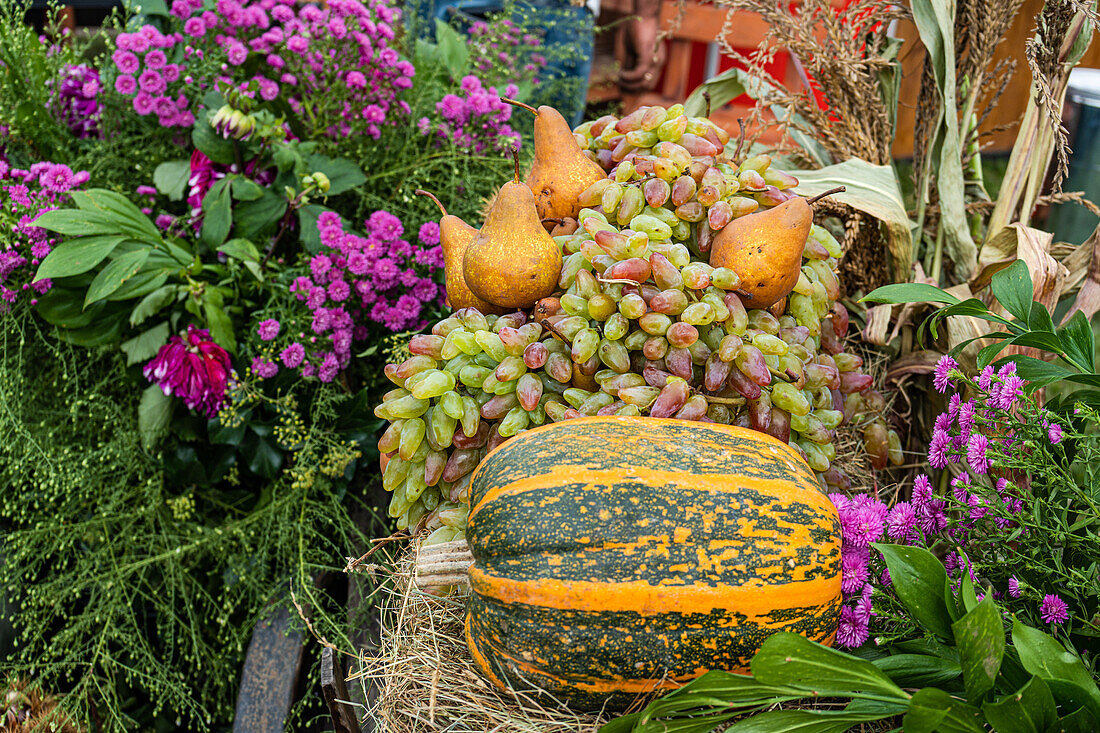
[
  {"x1": 415, "y1": 539, "x2": 473, "y2": 589},
  {"x1": 733, "y1": 118, "x2": 747, "y2": 163}
]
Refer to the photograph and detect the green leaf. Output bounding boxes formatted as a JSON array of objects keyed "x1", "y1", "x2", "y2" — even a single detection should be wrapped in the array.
[
  {"x1": 990, "y1": 259, "x2": 1034, "y2": 323},
  {"x1": 107, "y1": 269, "x2": 169, "y2": 302},
  {"x1": 750, "y1": 633, "x2": 906, "y2": 699},
  {"x1": 120, "y1": 321, "x2": 169, "y2": 366},
  {"x1": 952, "y1": 598, "x2": 1005, "y2": 701},
  {"x1": 1005, "y1": 331, "x2": 1065, "y2": 356},
  {"x1": 725, "y1": 710, "x2": 886, "y2": 733},
  {"x1": 305, "y1": 154, "x2": 367, "y2": 196},
  {"x1": 34, "y1": 234, "x2": 128, "y2": 280},
  {"x1": 130, "y1": 284, "x2": 179, "y2": 327},
  {"x1": 297, "y1": 203, "x2": 331, "y2": 252},
  {"x1": 1053, "y1": 706, "x2": 1099, "y2": 733},
  {"x1": 201, "y1": 179, "x2": 232, "y2": 247},
  {"x1": 202, "y1": 298, "x2": 236, "y2": 354},
  {"x1": 794, "y1": 159, "x2": 913, "y2": 281},
  {"x1": 434, "y1": 19, "x2": 469, "y2": 78},
  {"x1": 192, "y1": 110, "x2": 236, "y2": 165},
  {"x1": 242, "y1": 431, "x2": 283, "y2": 479},
  {"x1": 54, "y1": 311, "x2": 127, "y2": 346},
  {"x1": 230, "y1": 176, "x2": 265, "y2": 201},
  {"x1": 903, "y1": 687, "x2": 984, "y2": 733},
  {"x1": 976, "y1": 340, "x2": 1009, "y2": 371},
  {"x1": 153, "y1": 159, "x2": 191, "y2": 201},
  {"x1": 1004, "y1": 356, "x2": 1075, "y2": 390},
  {"x1": 218, "y1": 238, "x2": 261, "y2": 262},
  {"x1": 232, "y1": 190, "x2": 287, "y2": 239},
  {"x1": 875, "y1": 544, "x2": 955, "y2": 640},
  {"x1": 70, "y1": 189, "x2": 161, "y2": 240},
  {"x1": 872, "y1": 654, "x2": 961, "y2": 687},
  {"x1": 1057, "y1": 310, "x2": 1096, "y2": 372},
  {"x1": 1027, "y1": 303, "x2": 1055, "y2": 334},
  {"x1": 1011, "y1": 619, "x2": 1100, "y2": 718},
  {"x1": 85, "y1": 249, "x2": 151, "y2": 307},
  {"x1": 31, "y1": 209, "x2": 126, "y2": 237},
  {"x1": 138, "y1": 384, "x2": 174, "y2": 451},
  {"x1": 982, "y1": 677, "x2": 1057, "y2": 733},
  {"x1": 862, "y1": 283, "x2": 960, "y2": 305}
]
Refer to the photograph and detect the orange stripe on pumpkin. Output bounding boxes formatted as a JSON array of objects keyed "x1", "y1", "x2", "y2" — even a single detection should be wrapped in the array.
[{"x1": 469, "y1": 567, "x2": 841, "y2": 617}]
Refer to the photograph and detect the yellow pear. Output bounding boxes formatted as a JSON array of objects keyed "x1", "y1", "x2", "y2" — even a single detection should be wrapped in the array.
[
  {"x1": 709, "y1": 197, "x2": 813, "y2": 309},
  {"x1": 416, "y1": 190, "x2": 503, "y2": 314},
  {"x1": 463, "y1": 152, "x2": 562, "y2": 309},
  {"x1": 502, "y1": 99, "x2": 606, "y2": 220}
]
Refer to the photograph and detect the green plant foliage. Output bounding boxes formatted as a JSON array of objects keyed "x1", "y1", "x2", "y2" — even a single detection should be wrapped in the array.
[
  {"x1": 603, "y1": 547, "x2": 1100, "y2": 733},
  {"x1": 0, "y1": 304, "x2": 372, "y2": 728}
]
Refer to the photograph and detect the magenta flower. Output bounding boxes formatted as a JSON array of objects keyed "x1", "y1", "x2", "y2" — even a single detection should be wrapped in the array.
[
  {"x1": 1008, "y1": 577, "x2": 1021, "y2": 598},
  {"x1": 1048, "y1": 423, "x2": 1063, "y2": 444},
  {"x1": 885, "y1": 501, "x2": 917, "y2": 542},
  {"x1": 966, "y1": 433, "x2": 990, "y2": 474},
  {"x1": 257, "y1": 318, "x2": 281, "y2": 341},
  {"x1": 928, "y1": 429, "x2": 951, "y2": 469},
  {"x1": 280, "y1": 342, "x2": 305, "y2": 368},
  {"x1": 1039, "y1": 594, "x2": 1069, "y2": 624},
  {"x1": 912, "y1": 474, "x2": 933, "y2": 507},
  {"x1": 933, "y1": 355, "x2": 957, "y2": 393},
  {"x1": 836, "y1": 605, "x2": 869, "y2": 648},
  {"x1": 143, "y1": 325, "x2": 233, "y2": 418}
]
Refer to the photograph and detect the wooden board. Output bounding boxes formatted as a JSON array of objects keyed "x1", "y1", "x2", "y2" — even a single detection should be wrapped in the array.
[{"x1": 232, "y1": 605, "x2": 305, "y2": 733}]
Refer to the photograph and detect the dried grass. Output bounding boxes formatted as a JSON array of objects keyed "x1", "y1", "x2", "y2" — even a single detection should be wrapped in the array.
[
  {"x1": 348, "y1": 545, "x2": 612, "y2": 733},
  {"x1": 2, "y1": 679, "x2": 83, "y2": 732}
]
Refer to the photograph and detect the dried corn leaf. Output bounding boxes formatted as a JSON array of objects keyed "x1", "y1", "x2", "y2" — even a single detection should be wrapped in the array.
[
  {"x1": 863, "y1": 304, "x2": 893, "y2": 346},
  {"x1": 1062, "y1": 221, "x2": 1100, "y2": 324},
  {"x1": 794, "y1": 159, "x2": 912, "y2": 281},
  {"x1": 911, "y1": 0, "x2": 979, "y2": 280},
  {"x1": 971, "y1": 223, "x2": 1067, "y2": 313}
]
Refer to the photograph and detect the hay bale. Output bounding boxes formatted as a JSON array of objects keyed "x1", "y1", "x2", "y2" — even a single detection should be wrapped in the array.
[{"x1": 351, "y1": 542, "x2": 612, "y2": 733}]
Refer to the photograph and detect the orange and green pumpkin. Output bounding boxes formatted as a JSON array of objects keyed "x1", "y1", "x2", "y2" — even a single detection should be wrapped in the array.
[{"x1": 463, "y1": 416, "x2": 842, "y2": 709}]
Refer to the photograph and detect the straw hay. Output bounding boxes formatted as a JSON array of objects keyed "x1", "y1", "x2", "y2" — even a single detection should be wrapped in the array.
[{"x1": 349, "y1": 543, "x2": 612, "y2": 733}]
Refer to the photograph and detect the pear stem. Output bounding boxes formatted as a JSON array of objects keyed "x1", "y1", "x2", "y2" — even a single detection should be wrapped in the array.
[
  {"x1": 414, "y1": 189, "x2": 447, "y2": 217},
  {"x1": 806, "y1": 186, "x2": 846, "y2": 205},
  {"x1": 500, "y1": 97, "x2": 538, "y2": 116},
  {"x1": 733, "y1": 118, "x2": 747, "y2": 163},
  {"x1": 703, "y1": 90, "x2": 712, "y2": 118},
  {"x1": 511, "y1": 148, "x2": 521, "y2": 182}
]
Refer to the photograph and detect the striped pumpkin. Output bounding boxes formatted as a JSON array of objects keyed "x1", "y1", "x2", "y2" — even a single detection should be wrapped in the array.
[{"x1": 463, "y1": 416, "x2": 842, "y2": 709}]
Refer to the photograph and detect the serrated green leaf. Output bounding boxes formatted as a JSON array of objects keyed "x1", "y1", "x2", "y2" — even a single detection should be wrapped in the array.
[
  {"x1": 154, "y1": 159, "x2": 191, "y2": 201},
  {"x1": 990, "y1": 259, "x2": 1034, "y2": 324},
  {"x1": 138, "y1": 383, "x2": 174, "y2": 451},
  {"x1": 750, "y1": 632, "x2": 906, "y2": 699},
  {"x1": 875, "y1": 544, "x2": 955, "y2": 640},
  {"x1": 952, "y1": 598, "x2": 1004, "y2": 702},
  {"x1": 34, "y1": 234, "x2": 128, "y2": 280},
  {"x1": 862, "y1": 283, "x2": 960, "y2": 305},
  {"x1": 982, "y1": 677, "x2": 1057, "y2": 733},
  {"x1": 85, "y1": 249, "x2": 151, "y2": 307},
  {"x1": 120, "y1": 321, "x2": 169, "y2": 366}
]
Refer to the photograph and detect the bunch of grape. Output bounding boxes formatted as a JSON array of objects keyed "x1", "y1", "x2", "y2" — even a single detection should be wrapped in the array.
[{"x1": 376, "y1": 104, "x2": 901, "y2": 541}]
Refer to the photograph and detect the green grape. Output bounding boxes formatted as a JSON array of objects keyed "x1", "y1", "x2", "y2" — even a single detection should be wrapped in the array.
[
  {"x1": 617, "y1": 186, "x2": 645, "y2": 225},
  {"x1": 460, "y1": 396, "x2": 480, "y2": 437},
  {"x1": 631, "y1": 214, "x2": 672, "y2": 240},
  {"x1": 771, "y1": 382, "x2": 811, "y2": 416},
  {"x1": 752, "y1": 333, "x2": 789, "y2": 356},
  {"x1": 681, "y1": 302, "x2": 715, "y2": 326},
  {"x1": 598, "y1": 339, "x2": 631, "y2": 372},
  {"x1": 563, "y1": 388, "x2": 592, "y2": 409},
  {"x1": 375, "y1": 395, "x2": 430, "y2": 420},
  {"x1": 614, "y1": 160, "x2": 636, "y2": 182},
  {"x1": 459, "y1": 364, "x2": 492, "y2": 389},
  {"x1": 638, "y1": 312, "x2": 672, "y2": 336},
  {"x1": 498, "y1": 406, "x2": 531, "y2": 437},
  {"x1": 588, "y1": 294, "x2": 617, "y2": 321},
  {"x1": 572, "y1": 327, "x2": 601, "y2": 363},
  {"x1": 473, "y1": 331, "x2": 509, "y2": 362},
  {"x1": 408, "y1": 369, "x2": 457, "y2": 399},
  {"x1": 604, "y1": 312, "x2": 629, "y2": 340},
  {"x1": 559, "y1": 252, "x2": 588, "y2": 289},
  {"x1": 399, "y1": 418, "x2": 427, "y2": 460},
  {"x1": 383, "y1": 455, "x2": 411, "y2": 491}
]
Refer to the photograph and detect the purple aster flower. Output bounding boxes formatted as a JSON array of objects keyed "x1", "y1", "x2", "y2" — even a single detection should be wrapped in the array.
[
  {"x1": 251, "y1": 357, "x2": 278, "y2": 378},
  {"x1": 368, "y1": 210, "x2": 403, "y2": 240},
  {"x1": 257, "y1": 318, "x2": 281, "y2": 341},
  {"x1": 318, "y1": 352, "x2": 340, "y2": 382},
  {"x1": 886, "y1": 501, "x2": 917, "y2": 542},
  {"x1": 912, "y1": 474, "x2": 933, "y2": 508},
  {"x1": 39, "y1": 164, "x2": 75, "y2": 193},
  {"x1": 1039, "y1": 594, "x2": 1069, "y2": 624},
  {"x1": 995, "y1": 375, "x2": 1025, "y2": 410},
  {"x1": 1048, "y1": 423, "x2": 1063, "y2": 444},
  {"x1": 418, "y1": 221, "x2": 440, "y2": 246},
  {"x1": 113, "y1": 50, "x2": 140, "y2": 74},
  {"x1": 143, "y1": 325, "x2": 233, "y2": 418},
  {"x1": 138, "y1": 69, "x2": 166, "y2": 95},
  {"x1": 841, "y1": 551, "x2": 869, "y2": 594},
  {"x1": 280, "y1": 343, "x2": 305, "y2": 368},
  {"x1": 145, "y1": 49, "x2": 167, "y2": 69},
  {"x1": 1008, "y1": 577, "x2": 1021, "y2": 598},
  {"x1": 967, "y1": 433, "x2": 990, "y2": 474},
  {"x1": 836, "y1": 605, "x2": 869, "y2": 648},
  {"x1": 957, "y1": 401, "x2": 977, "y2": 438},
  {"x1": 933, "y1": 354, "x2": 957, "y2": 393},
  {"x1": 184, "y1": 17, "x2": 206, "y2": 37},
  {"x1": 928, "y1": 429, "x2": 951, "y2": 469},
  {"x1": 977, "y1": 365, "x2": 995, "y2": 390}
]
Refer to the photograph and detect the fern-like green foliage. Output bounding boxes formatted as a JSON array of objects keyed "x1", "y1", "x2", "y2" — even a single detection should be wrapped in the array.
[{"x1": 0, "y1": 304, "x2": 372, "y2": 729}]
